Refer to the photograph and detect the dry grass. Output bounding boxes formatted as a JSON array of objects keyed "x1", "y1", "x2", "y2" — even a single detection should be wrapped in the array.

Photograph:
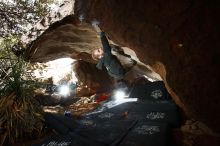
[{"x1": 0, "y1": 92, "x2": 44, "y2": 145}]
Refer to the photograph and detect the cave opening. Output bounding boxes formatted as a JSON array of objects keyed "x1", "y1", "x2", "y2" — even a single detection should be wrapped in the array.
[{"x1": 33, "y1": 57, "x2": 77, "y2": 85}]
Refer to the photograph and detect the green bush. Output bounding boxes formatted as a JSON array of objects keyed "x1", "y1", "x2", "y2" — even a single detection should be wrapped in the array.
[{"x1": 0, "y1": 38, "x2": 44, "y2": 145}]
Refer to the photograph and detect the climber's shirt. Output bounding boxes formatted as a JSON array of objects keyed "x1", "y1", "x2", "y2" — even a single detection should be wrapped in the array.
[{"x1": 96, "y1": 32, "x2": 125, "y2": 79}]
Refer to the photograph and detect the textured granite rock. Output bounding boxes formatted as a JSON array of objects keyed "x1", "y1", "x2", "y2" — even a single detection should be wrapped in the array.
[{"x1": 74, "y1": 0, "x2": 220, "y2": 133}]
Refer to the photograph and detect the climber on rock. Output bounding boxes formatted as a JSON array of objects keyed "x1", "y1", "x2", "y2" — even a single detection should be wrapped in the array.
[{"x1": 91, "y1": 20, "x2": 126, "y2": 82}]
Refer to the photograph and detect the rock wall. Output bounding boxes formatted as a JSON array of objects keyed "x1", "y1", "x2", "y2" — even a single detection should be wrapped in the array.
[
  {"x1": 74, "y1": 0, "x2": 220, "y2": 132},
  {"x1": 25, "y1": 15, "x2": 101, "y2": 63},
  {"x1": 73, "y1": 60, "x2": 114, "y2": 95}
]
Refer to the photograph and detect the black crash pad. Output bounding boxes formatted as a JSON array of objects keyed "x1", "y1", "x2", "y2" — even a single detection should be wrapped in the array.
[
  {"x1": 129, "y1": 81, "x2": 170, "y2": 101},
  {"x1": 44, "y1": 113, "x2": 80, "y2": 134},
  {"x1": 82, "y1": 100, "x2": 180, "y2": 128},
  {"x1": 32, "y1": 132, "x2": 103, "y2": 146},
  {"x1": 77, "y1": 119, "x2": 137, "y2": 145},
  {"x1": 119, "y1": 121, "x2": 170, "y2": 146}
]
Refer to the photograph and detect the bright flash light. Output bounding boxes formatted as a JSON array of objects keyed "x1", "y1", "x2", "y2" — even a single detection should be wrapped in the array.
[
  {"x1": 59, "y1": 85, "x2": 70, "y2": 96},
  {"x1": 114, "y1": 90, "x2": 126, "y2": 101}
]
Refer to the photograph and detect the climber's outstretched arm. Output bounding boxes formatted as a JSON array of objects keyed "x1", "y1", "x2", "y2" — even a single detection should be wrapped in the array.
[
  {"x1": 99, "y1": 31, "x2": 111, "y2": 54},
  {"x1": 92, "y1": 20, "x2": 111, "y2": 54}
]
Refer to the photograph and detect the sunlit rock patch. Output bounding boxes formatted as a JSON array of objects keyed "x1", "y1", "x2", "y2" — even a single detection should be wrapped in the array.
[
  {"x1": 42, "y1": 95, "x2": 98, "y2": 116},
  {"x1": 33, "y1": 57, "x2": 77, "y2": 85}
]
